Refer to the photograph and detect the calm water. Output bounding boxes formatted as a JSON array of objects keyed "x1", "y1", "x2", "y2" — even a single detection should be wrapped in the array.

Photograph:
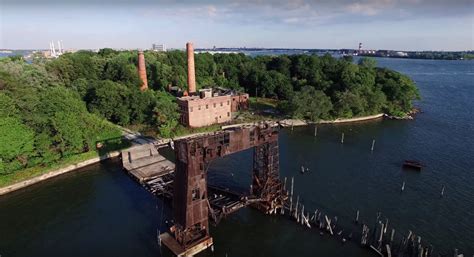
[{"x1": 1, "y1": 58, "x2": 473, "y2": 257}]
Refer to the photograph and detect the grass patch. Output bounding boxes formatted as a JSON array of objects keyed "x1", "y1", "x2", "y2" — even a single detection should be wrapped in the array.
[
  {"x1": 249, "y1": 97, "x2": 278, "y2": 111},
  {"x1": 0, "y1": 139, "x2": 131, "y2": 188}
]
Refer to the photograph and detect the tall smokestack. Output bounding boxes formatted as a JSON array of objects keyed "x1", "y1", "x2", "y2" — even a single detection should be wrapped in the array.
[
  {"x1": 137, "y1": 51, "x2": 148, "y2": 91},
  {"x1": 186, "y1": 42, "x2": 196, "y2": 94}
]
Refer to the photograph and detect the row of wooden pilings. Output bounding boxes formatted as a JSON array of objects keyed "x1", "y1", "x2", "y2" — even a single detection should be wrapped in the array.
[{"x1": 277, "y1": 176, "x2": 464, "y2": 257}]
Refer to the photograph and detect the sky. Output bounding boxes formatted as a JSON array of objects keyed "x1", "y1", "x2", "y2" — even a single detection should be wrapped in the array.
[{"x1": 1, "y1": 0, "x2": 473, "y2": 51}]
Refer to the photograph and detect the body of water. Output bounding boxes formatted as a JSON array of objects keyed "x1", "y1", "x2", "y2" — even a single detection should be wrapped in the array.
[{"x1": 0, "y1": 58, "x2": 473, "y2": 257}]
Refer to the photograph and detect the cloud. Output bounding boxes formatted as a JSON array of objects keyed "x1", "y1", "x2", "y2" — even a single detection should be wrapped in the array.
[
  {"x1": 207, "y1": 5, "x2": 217, "y2": 17},
  {"x1": 2, "y1": 0, "x2": 472, "y2": 26}
]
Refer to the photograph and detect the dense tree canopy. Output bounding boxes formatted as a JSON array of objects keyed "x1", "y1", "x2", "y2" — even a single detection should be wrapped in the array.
[
  {"x1": 0, "y1": 49, "x2": 419, "y2": 174},
  {"x1": 41, "y1": 50, "x2": 419, "y2": 123}
]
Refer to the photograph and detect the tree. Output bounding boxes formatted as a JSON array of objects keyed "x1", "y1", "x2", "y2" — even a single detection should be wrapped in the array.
[
  {"x1": 0, "y1": 117, "x2": 35, "y2": 173},
  {"x1": 151, "y1": 91, "x2": 179, "y2": 137},
  {"x1": 86, "y1": 80, "x2": 132, "y2": 125},
  {"x1": 289, "y1": 86, "x2": 333, "y2": 121},
  {"x1": 358, "y1": 57, "x2": 377, "y2": 69},
  {"x1": 0, "y1": 93, "x2": 35, "y2": 173}
]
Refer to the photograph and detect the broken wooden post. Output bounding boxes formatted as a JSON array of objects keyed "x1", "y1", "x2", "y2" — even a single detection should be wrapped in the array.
[
  {"x1": 386, "y1": 244, "x2": 392, "y2": 257},
  {"x1": 355, "y1": 209, "x2": 360, "y2": 223},
  {"x1": 401, "y1": 181, "x2": 406, "y2": 192},
  {"x1": 325, "y1": 215, "x2": 334, "y2": 235},
  {"x1": 301, "y1": 205, "x2": 305, "y2": 225},
  {"x1": 378, "y1": 221, "x2": 385, "y2": 248},
  {"x1": 390, "y1": 229, "x2": 395, "y2": 245},
  {"x1": 371, "y1": 139, "x2": 376, "y2": 152},
  {"x1": 341, "y1": 133, "x2": 345, "y2": 144},
  {"x1": 314, "y1": 126, "x2": 318, "y2": 137},
  {"x1": 289, "y1": 177, "x2": 294, "y2": 214},
  {"x1": 440, "y1": 185, "x2": 445, "y2": 197}
]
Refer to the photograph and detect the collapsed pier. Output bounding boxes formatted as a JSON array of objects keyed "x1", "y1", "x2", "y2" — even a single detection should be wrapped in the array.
[
  {"x1": 121, "y1": 123, "x2": 457, "y2": 257},
  {"x1": 122, "y1": 122, "x2": 287, "y2": 256}
]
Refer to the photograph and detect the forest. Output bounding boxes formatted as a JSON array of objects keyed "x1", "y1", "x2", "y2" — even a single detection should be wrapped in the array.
[{"x1": 0, "y1": 50, "x2": 419, "y2": 175}]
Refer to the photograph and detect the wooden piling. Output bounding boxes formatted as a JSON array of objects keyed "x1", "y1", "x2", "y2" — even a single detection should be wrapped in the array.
[
  {"x1": 325, "y1": 215, "x2": 334, "y2": 235},
  {"x1": 355, "y1": 210, "x2": 360, "y2": 223},
  {"x1": 301, "y1": 205, "x2": 305, "y2": 225},
  {"x1": 371, "y1": 139, "x2": 376, "y2": 152},
  {"x1": 440, "y1": 185, "x2": 445, "y2": 197},
  {"x1": 401, "y1": 181, "x2": 405, "y2": 192},
  {"x1": 314, "y1": 126, "x2": 318, "y2": 137},
  {"x1": 290, "y1": 177, "x2": 294, "y2": 197},
  {"x1": 289, "y1": 177, "x2": 294, "y2": 214},
  {"x1": 341, "y1": 133, "x2": 345, "y2": 144}
]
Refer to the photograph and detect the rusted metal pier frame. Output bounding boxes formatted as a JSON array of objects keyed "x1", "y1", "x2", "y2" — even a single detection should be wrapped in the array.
[{"x1": 161, "y1": 122, "x2": 287, "y2": 256}]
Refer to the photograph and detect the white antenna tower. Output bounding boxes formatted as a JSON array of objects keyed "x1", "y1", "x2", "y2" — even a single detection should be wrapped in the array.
[
  {"x1": 57, "y1": 40, "x2": 62, "y2": 54},
  {"x1": 51, "y1": 40, "x2": 57, "y2": 57}
]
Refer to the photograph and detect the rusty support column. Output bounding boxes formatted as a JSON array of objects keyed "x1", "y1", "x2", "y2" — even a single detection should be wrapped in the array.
[{"x1": 172, "y1": 139, "x2": 210, "y2": 249}]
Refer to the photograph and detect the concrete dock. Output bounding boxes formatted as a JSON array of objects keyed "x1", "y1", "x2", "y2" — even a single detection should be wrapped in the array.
[{"x1": 121, "y1": 144, "x2": 175, "y2": 182}]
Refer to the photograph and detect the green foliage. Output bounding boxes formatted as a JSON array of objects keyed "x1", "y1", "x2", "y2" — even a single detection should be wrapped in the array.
[
  {"x1": 0, "y1": 49, "x2": 420, "y2": 179},
  {"x1": 151, "y1": 91, "x2": 179, "y2": 138},
  {"x1": 287, "y1": 86, "x2": 333, "y2": 121},
  {"x1": 0, "y1": 94, "x2": 35, "y2": 174},
  {"x1": 0, "y1": 60, "x2": 123, "y2": 175}
]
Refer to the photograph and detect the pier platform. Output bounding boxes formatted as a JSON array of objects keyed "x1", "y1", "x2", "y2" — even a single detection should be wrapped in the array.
[
  {"x1": 122, "y1": 144, "x2": 175, "y2": 182},
  {"x1": 160, "y1": 232, "x2": 213, "y2": 257}
]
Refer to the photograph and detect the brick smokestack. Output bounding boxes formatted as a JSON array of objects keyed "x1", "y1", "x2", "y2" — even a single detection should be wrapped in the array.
[
  {"x1": 186, "y1": 42, "x2": 196, "y2": 94},
  {"x1": 137, "y1": 50, "x2": 148, "y2": 91}
]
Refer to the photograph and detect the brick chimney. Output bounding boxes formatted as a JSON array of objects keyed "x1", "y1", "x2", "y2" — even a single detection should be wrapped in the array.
[
  {"x1": 186, "y1": 42, "x2": 196, "y2": 94},
  {"x1": 137, "y1": 50, "x2": 148, "y2": 91}
]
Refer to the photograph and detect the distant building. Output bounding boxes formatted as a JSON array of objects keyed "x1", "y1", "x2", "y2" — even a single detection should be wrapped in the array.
[
  {"x1": 176, "y1": 42, "x2": 249, "y2": 128},
  {"x1": 152, "y1": 43, "x2": 166, "y2": 52}
]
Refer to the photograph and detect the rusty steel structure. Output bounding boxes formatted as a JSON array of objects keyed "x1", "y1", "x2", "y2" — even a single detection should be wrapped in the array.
[{"x1": 170, "y1": 123, "x2": 286, "y2": 251}]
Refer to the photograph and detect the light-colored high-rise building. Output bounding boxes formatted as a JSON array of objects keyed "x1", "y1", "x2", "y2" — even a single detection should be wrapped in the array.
[{"x1": 152, "y1": 43, "x2": 166, "y2": 52}]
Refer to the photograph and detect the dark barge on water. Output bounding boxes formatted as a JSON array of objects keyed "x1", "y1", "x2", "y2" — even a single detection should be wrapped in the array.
[{"x1": 402, "y1": 160, "x2": 424, "y2": 171}]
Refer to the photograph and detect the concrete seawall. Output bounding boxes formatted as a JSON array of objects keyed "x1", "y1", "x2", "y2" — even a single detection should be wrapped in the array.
[
  {"x1": 279, "y1": 113, "x2": 384, "y2": 127},
  {"x1": 0, "y1": 151, "x2": 121, "y2": 196},
  {"x1": 317, "y1": 113, "x2": 384, "y2": 124}
]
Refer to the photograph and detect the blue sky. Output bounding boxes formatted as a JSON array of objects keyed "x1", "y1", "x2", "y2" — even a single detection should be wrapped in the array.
[{"x1": 1, "y1": 0, "x2": 473, "y2": 51}]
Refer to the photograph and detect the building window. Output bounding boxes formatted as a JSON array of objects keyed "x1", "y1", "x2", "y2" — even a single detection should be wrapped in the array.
[
  {"x1": 206, "y1": 104, "x2": 208, "y2": 109},
  {"x1": 220, "y1": 102, "x2": 223, "y2": 107},
  {"x1": 227, "y1": 112, "x2": 230, "y2": 117},
  {"x1": 213, "y1": 103, "x2": 216, "y2": 108},
  {"x1": 198, "y1": 105, "x2": 201, "y2": 111},
  {"x1": 190, "y1": 107, "x2": 193, "y2": 112},
  {"x1": 227, "y1": 101, "x2": 230, "y2": 105}
]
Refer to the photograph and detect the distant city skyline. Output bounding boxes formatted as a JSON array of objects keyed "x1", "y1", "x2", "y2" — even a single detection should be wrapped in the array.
[{"x1": 1, "y1": 0, "x2": 473, "y2": 51}]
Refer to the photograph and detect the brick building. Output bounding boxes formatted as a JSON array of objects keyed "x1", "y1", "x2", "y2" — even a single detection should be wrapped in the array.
[
  {"x1": 177, "y1": 89, "x2": 249, "y2": 128},
  {"x1": 176, "y1": 42, "x2": 249, "y2": 128}
]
